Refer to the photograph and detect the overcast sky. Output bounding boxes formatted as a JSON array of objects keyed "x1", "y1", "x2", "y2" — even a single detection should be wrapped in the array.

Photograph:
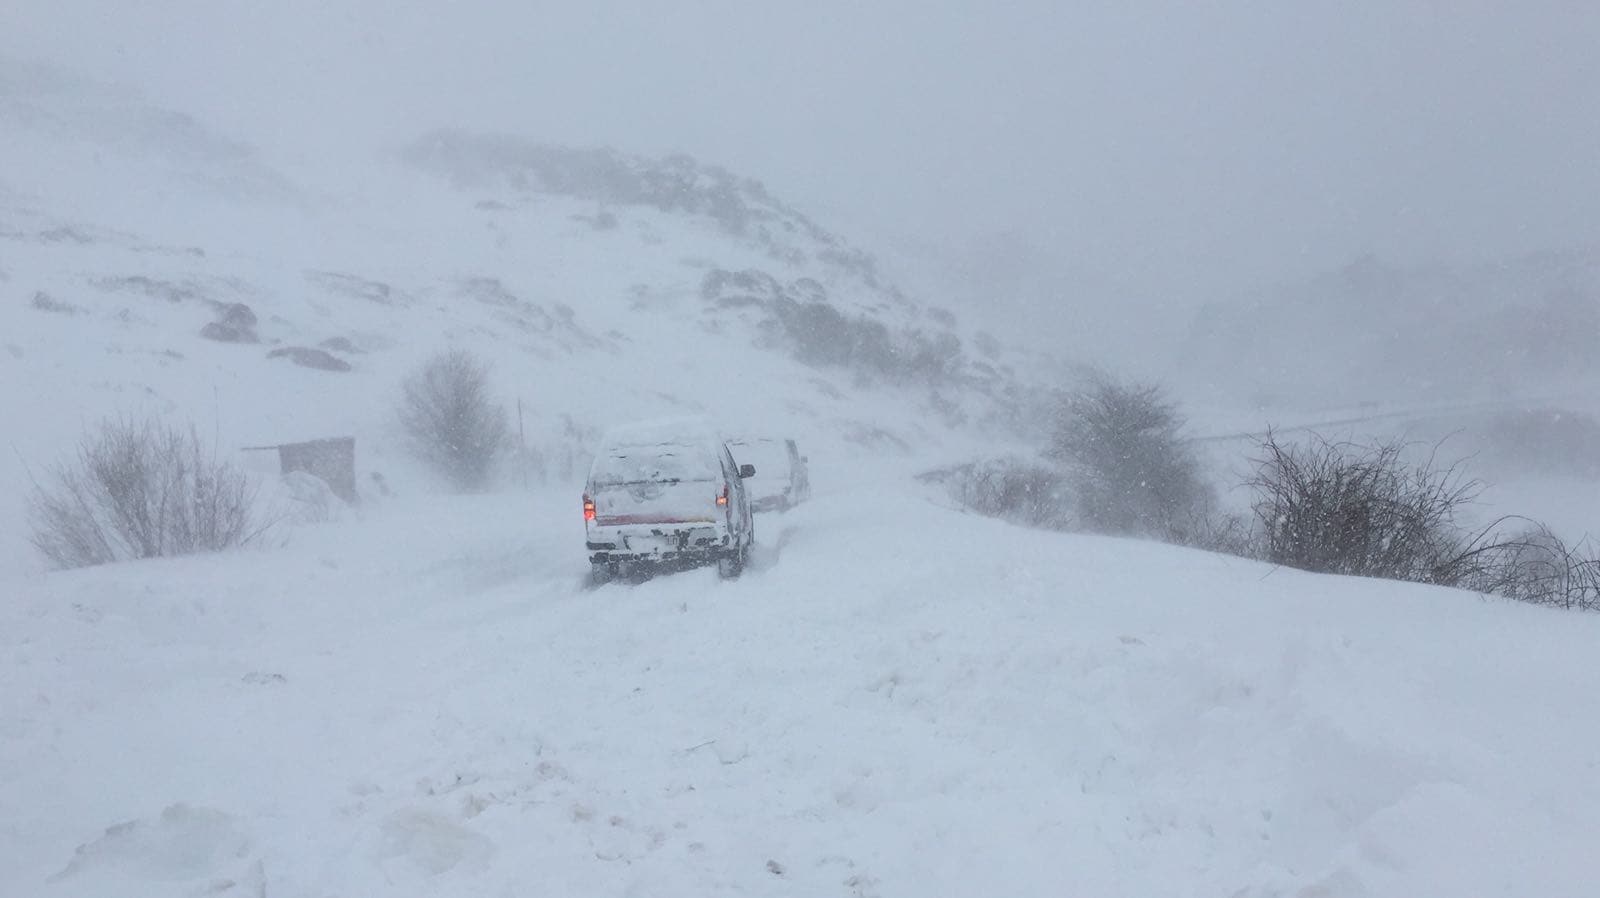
[{"x1": 5, "y1": 1, "x2": 1598, "y2": 312}]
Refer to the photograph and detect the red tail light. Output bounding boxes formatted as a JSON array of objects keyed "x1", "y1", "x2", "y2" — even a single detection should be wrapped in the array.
[
  {"x1": 583, "y1": 495, "x2": 595, "y2": 521},
  {"x1": 716, "y1": 484, "x2": 729, "y2": 507}
]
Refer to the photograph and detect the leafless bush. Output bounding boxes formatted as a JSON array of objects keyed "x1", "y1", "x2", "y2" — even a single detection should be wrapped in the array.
[
  {"x1": 28, "y1": 417, "x2": 264, "y2": 569},
  {"x1": 1246, "y1": 432, "x2": 1495, "y2": 583},
  {"x1": 1187, "y1": 512, "x2": 1261, "y2": 557},
  {"x1": 399, "y1": 349, "x2": 509, "y2": 491},
  {"x1": 1458, "y1": 524, "x2": 1600, "y2": 611},
  {"x1": 1242, "y1": 430, "x2": 1600, "y2": 609},
  {"x1": 1048, "y1": 377, "x2": 1213, "y2": 540},
  {"x1": 937, "y1": 458, "x2": 1071, "y2": 530}
]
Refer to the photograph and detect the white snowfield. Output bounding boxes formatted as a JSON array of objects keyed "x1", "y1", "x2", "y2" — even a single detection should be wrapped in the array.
[
  {"x1": 4, "y1": 473, "x2": 1599, "y2": 898},
  {"x1": 4, "y1": 60, "x2": 1599, "y2": 898}
]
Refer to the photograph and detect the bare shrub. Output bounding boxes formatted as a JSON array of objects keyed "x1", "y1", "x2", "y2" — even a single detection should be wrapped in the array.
[
  {"x1": 935, "y1": 457, "x2": 1071, "y2": 530},
  {"x1": 1246, "y1": 432, "x2": 1495, "y2": 583},
  {"x1": 28, "y1": 417, "x2": 264, "y2": 569},
  {"x1": 1459, "y1": 524, "x2": 1600, "y2": 611},
  {"x1": 399, "y1": 349, "x2": 509, "y2": 491},
  {"x1": 770, "y1": 295, "x2": 896, "y2": 373},
  {"x1": 698, "y1": 268, "x2": 965, "y2": 386},
  {"x1": 1048, "y1": 377, "x2": 1213, "y2": 540},
  {"x1": 31, "y1": 291, "x2": 83, "y2": 316},
  {"x1": 1189, "y1": 512, "x2": 1261, "y2": 557},
  {"x1": 1240, "y1": 431, "x2": 1600, "y2": 609}
]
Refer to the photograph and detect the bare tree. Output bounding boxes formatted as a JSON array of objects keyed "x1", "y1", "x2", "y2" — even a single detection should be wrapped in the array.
[
  {"x1": 28, "y1": 417, "x2": 264, "y2": 569},
  {"x1": 398, "y1": 349, "x2": 509, "y2": 491},
  {"x1": 1048, "y1": 376, "x2": 1213, "y2": 540}
]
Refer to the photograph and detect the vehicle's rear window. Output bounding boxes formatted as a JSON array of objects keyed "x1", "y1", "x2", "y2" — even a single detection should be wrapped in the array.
[{"x1": 590, "y1": 444, "x2": 718, "y2": 486}]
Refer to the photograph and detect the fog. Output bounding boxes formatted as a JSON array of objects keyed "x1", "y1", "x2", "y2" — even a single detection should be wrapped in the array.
[{"x1": 8, "y1": 2, "x2": 1598, "y2": 323}]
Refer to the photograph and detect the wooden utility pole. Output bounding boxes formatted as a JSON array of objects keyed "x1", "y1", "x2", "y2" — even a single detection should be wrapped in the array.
[{"x1": 517, "y1": 398, "x2": 527, "y2": 490}]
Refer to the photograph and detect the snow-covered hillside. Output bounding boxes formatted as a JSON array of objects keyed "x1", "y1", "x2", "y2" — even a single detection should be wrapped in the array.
[{"x1": 0, "y1": 61, "x2": 1047, "y2": 572}]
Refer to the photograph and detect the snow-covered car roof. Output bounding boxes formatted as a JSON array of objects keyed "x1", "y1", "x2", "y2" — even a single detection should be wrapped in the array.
[{"x1": 590, "y1": 417, "x2": 725, "y2": 486}]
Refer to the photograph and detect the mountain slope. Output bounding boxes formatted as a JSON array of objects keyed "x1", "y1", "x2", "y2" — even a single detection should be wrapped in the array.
[{"x1": 0, "y1": 64, "x2": 1048, "y2": 571}]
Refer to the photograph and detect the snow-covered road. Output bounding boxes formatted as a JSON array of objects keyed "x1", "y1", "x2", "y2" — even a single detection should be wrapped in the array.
[{"x1": 4, "y1": 480, "x2": 1599, "y2": 897}]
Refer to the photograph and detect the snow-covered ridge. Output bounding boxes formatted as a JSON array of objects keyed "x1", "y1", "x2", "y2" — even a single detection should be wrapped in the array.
[
  {"x1": 1, "y1": 64, "x2": 243, "y2": 164},
  {"x1": 402, "y1": 130, "x2": 888, "y2": 290},
  {"x1": 395, "y1": 130, "x2": 1047, "y2": 411},
  {"x1": 0, "y1": 56, "x2": 292, "y2": 205}
]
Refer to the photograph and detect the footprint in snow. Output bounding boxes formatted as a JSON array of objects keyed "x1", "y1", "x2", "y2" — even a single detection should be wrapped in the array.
[
  {"x1": 374, "y1": 808, "x2": 494, "y2": 877},
  {"x1": 51, "y1": 803, "x2": 255, "y2": 887}
]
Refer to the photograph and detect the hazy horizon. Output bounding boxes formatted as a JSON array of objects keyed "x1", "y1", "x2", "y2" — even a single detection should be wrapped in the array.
[{"x1": 6, "y1": 2, "x2": 1598, "y2": 318}]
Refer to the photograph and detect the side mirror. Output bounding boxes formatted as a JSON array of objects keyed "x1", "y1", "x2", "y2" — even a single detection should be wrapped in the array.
[{"x1": 739, "y1": 463, "x2": 756, "y2": 479}]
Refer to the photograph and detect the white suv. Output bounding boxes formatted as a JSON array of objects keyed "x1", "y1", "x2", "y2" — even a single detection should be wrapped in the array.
[
  {"x1": 729, "y1": 437, "x2": 811, "y2": 512},
  {"x1": 583, "y1": 420, "x2": 756, "y2": 581}
]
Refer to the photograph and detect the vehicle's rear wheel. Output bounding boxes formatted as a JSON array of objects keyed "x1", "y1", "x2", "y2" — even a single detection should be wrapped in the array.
[
  {"x1": 589, "y1": 562, "x2": 615, "y2": 586},
  {"x1": 717, "y1": 547, "x2": 744, "y2": 580}
]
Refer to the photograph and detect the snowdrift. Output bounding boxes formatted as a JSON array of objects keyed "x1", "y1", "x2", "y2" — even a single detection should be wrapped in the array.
[{"x1": 3, "y1": 481, "x2": 1598, "y2": 897}]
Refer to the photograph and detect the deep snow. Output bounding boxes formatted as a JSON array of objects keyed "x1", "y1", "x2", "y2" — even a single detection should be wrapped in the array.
[
  {"x1": 5, "y1": 60, "x2": 1600, "y2": 898},
  {"x1": 4, "y1": 472, "x2": 1599, "y2": 897}
]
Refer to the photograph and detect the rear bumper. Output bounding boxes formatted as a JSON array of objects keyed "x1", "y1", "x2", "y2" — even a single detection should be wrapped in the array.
[
  {"x1": 586, "y1": 523, "x2": 732, "y2": 566},
  {"x1": 588, "y1": 547, "x2": 729, "y2": 567}
]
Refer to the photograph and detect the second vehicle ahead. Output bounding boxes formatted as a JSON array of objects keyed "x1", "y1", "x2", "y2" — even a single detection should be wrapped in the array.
[
  {"x1": 729, "y1": 437, "x2": 810, "y2": 513},
  {"x1": 583, "y1": 420, "x2": 756, "y2": 581}
]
